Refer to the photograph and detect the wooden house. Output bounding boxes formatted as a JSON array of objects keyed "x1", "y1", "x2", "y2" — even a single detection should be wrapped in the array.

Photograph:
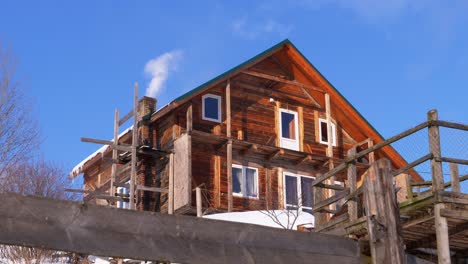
[{"x1": 69, "y1": 39, "x2": 421, "y2": 218}]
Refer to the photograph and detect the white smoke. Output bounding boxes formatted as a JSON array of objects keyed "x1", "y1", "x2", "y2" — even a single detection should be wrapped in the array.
[{"x1": 144, "y1": 50, "x2": 182, "y2": 97}]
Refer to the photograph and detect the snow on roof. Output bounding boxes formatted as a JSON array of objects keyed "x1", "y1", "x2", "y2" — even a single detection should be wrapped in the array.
[
  {"x1": 203, "y1": 210, "x2": 314, "y2": 230},
  {"x1": 68, "y1": 126, "x2": 133, "y2": 179}
]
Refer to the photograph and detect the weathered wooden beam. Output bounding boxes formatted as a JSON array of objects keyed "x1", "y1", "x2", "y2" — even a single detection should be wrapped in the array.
[
  {"x1": 168, "y1": 152, "x2": 174, "y2": 215},
  {"x1": 439, "y1": 209, "x2": 468, "y2": 221},
  {"x1": 240, "y1": 144, "x2": 258, "y2": 156},
  {"x1": 81, "y1": 137, "x2": 113, "y2": 145},
  {"x1": 267, "y1": 149, "x2": 284, "y2": 161},
  {"x1": 405, "y1": 174, "x2": 414, "y2": 201},
  {"x1": 427, "y1": 109, "x2": 450, "y2": 264},
  {"x1": 402, "y1": 215, "x2": 434, "y2": 229},
  {"x1": 406, "y1": 221, "x2": 468, "y2": 250},
  {"x1": 392, "y1": 153, "x2": 433, "y2": 176},
  {"x1": 241, "y1": 70, "x2": 325, "y2": 93},
  {"x1": 118, "y1": 109, "x2": 134, "y2": 126},
  {"x1": 65, "y1": 189, "x2": 102, "y2": 194},
  {"x1": 186, "y1": 104, "x2": 193, "y2": 134},
  {"x1": 315, "y1": 183, "x2": 346, "y2": 191},
  {"x1": 437, "y1": 191, "x2": 468, "y2": 205},
  {"x1": 437, "y1": 157, "x2": 468, "y2": 165},
  {"x1": 314, "y1": 213, "x2": 348, "y2": 233},
  {"x1": 347, "y1": 148, "x2": 358, "y2": 222},
  {"x1": 226, "y1": 80, "x2": 233, "y2": 212},
  {"x1": 435, "y1": 120, "x2": 468, "y2": 131},
  {"x1": 0, "y1": 193, "x2": 360, "y2": 264},
  {"x1": 299, "y1": 86, "x2": 321, "y2": 107},
  {"x1": 130, "y1": 83, "x2": 139, "y2": 210},
  {"x1": 136, "y1": 185, "x2": 168, "y2": 193},
  {"x1": 110, "y1": 109, "x2": 120, "y2": 200},
  {"x1": 295, "y1": 155, "x2": 311, "y2": 166},
  {"x1": 449, "y1": 163, "x2": 460, "y2": 193},
  {"x1": 196, "y1": 187, "x2": 202, "y2": 217},
  {"x1": 312, "y1": 189, "x2": 350, "y2": 213},
  {"x1": 313, "y1": 173, "x2": 326, "y2": 229}
]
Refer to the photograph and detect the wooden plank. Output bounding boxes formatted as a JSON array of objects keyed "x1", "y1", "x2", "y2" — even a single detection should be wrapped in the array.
[
  {"x1": 313, "y1": 174, "x2": 326, "y2": 229},
  {"x1": 449, "y1": 163, "x2": 460, "y2": 193},
  {"x1": 196, "y1": 187, "x2": 202, "y2": 217},
  {"x1": 168, "y1": 153, "x2": 174, "y2": 214},
  {"x1": 267, "y1": 149, "x2": 284, "y2": 161},
  {"x1": 347, "y1": 148, "x2": 358, "y2": 222},
  {"x1": 405, "y1": 174, "x2": 414, "y2": 201},
  {"x1": 186, "y1": 104, "x2": 193, "y2": 134},
  {"x1": 227, "y1": 139, "x2": 233, "y2": 212},
  {"x1": 315, "y1": 213, "x2": 349, "y2": 233},
  {"x1": 240, "y1": 144, "x2": 258, "y2": 156},
  {"x1": 440, "y1": 209, "x2": 468, "y2": 221},
  {"x1": 402, "y1": 215, "x2": 434, "y2": 229},
  {"x1": 295, "y1": 155, "x2": 311, "y2": 166},
  {"x1": 136, "y1": 185, "x2": 168, "y2": 193},
  {"x1": 118, "y1": 109, "x2": 133, "y2": 126},
  {"x1": 438, "y1": 191, "x2": 468, "y2": 205},
  {"x1": 435, "y1": 120, "x2": 468, "y2": 131},
  {"x1": 427, "y1": 109, "x2": 450, "y2": 264},
  {"x1": 130, "y1": 83, "x2": 139, "y2": 210},
  {"x1": 297, "y1": 106, "x2": 304, "y2": 152},
  {"x1": 274, "y1": 101, "x2": 280, "y2": 147},
  {"x1": 392, "y1": 153, "x2": 432, "y2": 176},
  {"x1": 226, "y1": 80, "x2": 231, "y2": 138},
  {"x1": 316, "y1": 183, "x2": 346, "y2": 191},
  {"x1": 299, "y1": 86, "x2": 321, "y2": 107},
  {"x1": 174, "y1": 134, "x2": 192, "y2": 211},
  {"x1": 81, "y1": 137, "x2": 113, "y2": 145},
  {"x1": 0, "y1": 193, "x2": 361, "y2": 264},
  {"x1": 110, "y1": 109, "x2": 119, "y2": 200},
  {"x1": 438, "y1": 157, "x2": 468, "y2": 166},
  {"x1": 367, "y1": 140, "x2": 374, "y2": 164},
  {"x1": 241, "y1": 70, "x2": 325, "y2": 93},
  {"x1": 313, "y1": 189, "x2": 350, "y2": 213},
  {"x1": 364, "y1": 159, "x2": 405, "y2": 264},
  {"x1": 313, "y1": 121, "x2": 429, "y2": 186}
]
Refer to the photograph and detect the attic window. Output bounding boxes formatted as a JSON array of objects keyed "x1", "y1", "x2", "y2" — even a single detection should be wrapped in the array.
[
  {"x1": 319, "y1": 118, "x2": 337, "y2": 146},
  {"x1": 202, "y1": 94, "x2": 221, "y2": 123}
]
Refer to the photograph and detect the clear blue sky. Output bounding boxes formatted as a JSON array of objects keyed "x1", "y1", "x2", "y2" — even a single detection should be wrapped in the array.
[{"x1": 1, "y1": 1, "x2": 466, "y2": 184}]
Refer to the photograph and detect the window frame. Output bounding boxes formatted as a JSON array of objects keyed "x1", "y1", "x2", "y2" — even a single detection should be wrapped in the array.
[
  {"x1": 283, "y1": 172, "x2": 315, "y2": 212},
  {"x1": 202, "y1": 94, "x2": 222, "y2": 123},
  {"x1": 318, "y1": 118, "x2": 337, "y2": 146},
  {"x1": 232, "y1": 164, "x2": 259, "y2": 199},
  {"x1": 279, "y1": 108, "x2": 299, "y2": 151}
]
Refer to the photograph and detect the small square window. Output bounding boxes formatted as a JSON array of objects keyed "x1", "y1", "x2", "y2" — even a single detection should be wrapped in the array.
[
  {"x1": 232, "y1": 165, "x2": 258, "y2": 199},
  {"x1": 318, "y1": 118, "x2": 337, "y2": 146},
  {"x1": 202, "y1": 94, "x2": 221, "y2": 123}
]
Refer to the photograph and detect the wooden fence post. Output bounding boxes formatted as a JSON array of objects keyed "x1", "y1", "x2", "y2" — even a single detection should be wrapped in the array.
[
  {"x1": 449, "y1": 163, "x2": 460, "y2": 193},
  {"x1": 196, "y1": 187, "x2": 202, "y2": 217},
  {"x1": 428, "y1": 109, "x2": 451, "y2": 264},
  {"x1": 313, "y1": 173, "x2": 326, "y2": 229},
  {"x1": 168, "y1": 152, "x2": 174, "y2": 215},
  {"x1": 364, "y1": 158, "x2": 405, "y2": 264},
  {"x1": 347, "y1": 148, "x2": 358, "y2": 222}
]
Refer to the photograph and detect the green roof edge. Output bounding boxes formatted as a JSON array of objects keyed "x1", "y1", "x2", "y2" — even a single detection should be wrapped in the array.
[{"x1": 173, "y1": 38, "x2": 384, "y2": 140}]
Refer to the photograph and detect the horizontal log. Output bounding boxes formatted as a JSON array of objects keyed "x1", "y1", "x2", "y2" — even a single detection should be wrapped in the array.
[
  {"x1": 313, "y1": 189, "x2": 350, "y2": 213},
  {"x1": 65, "y1": 189, "x2": 103, "y2": 194},
  {"x1": 410, "y1": 174, "x2": 468, "y2": 188},
  {"x1": 316, "y1": 183, "x2": 346, "y2": 191},
  {"x1": 0, "y1": 193, "x2": 360, "y2": 263},
  {"x1": 437, "y1": 157, "x2": 468, "y2": 166},
  {"x1": 391, "y1": 153, "x2": 432, "y2": 176},
  {"x1": 136, "y1": 185, "x2": 168, "y2": 193},
  {"x1": 435, "y1": 120, "x2": 468, "y2": 131},
  {"x1": 437, "y1": 191, "x2": 468, "y2": 205},
  {"x1": 440, "y1": 209, "x2": 468, "y2": 221},
  {"x1": 241, "y1": 70, "x2": 325, "y2": 93},
  {"x1": 81, "y1": 137, "x2": 113, "y2": 145}
]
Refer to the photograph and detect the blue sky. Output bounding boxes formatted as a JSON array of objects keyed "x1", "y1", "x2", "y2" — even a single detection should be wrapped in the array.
[{"x1": 1, "y1": 1, "x2": 467, "y2": 184}]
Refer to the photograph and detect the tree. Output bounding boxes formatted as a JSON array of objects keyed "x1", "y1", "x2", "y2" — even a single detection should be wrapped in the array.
[{"x1": 0, "y1": 42, "x2": 39, "y2": 178}]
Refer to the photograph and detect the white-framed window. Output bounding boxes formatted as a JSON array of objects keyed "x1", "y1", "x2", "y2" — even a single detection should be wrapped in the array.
[
  {"x1": 318, "y1": 118, "x2": 337, "y2": 146},
  {"x1": 117, "y1": 181, "x2": 130, "y2": 209},
  {"x1": 279, "y1": 108, "x2": 299, "y2": 151},
  {"x1": 232, "y1": 164, "x2": 259, "y2": 199},
  {"x1": 202, "y1": 94, "x2": 221, "y2": 123},
  {"x1": 283, "y1": 172, "x2": 315, "y2": 214}
]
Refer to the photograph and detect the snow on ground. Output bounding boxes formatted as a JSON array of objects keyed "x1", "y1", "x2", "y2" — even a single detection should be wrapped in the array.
[{"x1": 203, "y1": 210, "x2": 314, "y2": 230}]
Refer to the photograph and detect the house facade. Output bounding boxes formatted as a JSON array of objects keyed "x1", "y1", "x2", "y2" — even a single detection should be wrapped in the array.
[{"x1": 70, "y1": 40, "x2": 420, "y2": 218}]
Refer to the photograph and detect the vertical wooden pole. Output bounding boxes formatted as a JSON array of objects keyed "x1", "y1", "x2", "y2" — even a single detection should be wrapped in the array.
[
  {"x1": 168, "y1": 152, "x2": 174, "y2": 215},
  {"x1": 313, "y1": 173, "x2": 326, "y2": 229},
  {"x1": 325, "y1": 93, "x2": 335, "y2": 212},
  {"x1": 450, "y1": 163, "x2": 460, "y2": 193},
  {"x1": 274, "y1": 101, "x2": 281, "y2": 147},
  {"x1": 196, "y1": 187, "x2": 202, "y2": 217},
  {"x1": 405, "y1": 174, "x2": 414, "y2": 201},
  {"x1": 130, "y1": 83, "x2": 139, "y2": 210},
  {"x1": 347, "y1": 147, "x2": 357, "y2": 222},
  {"x1": 428, "y1": 109, "x2": 450, "y2": 264},
  {"x1": 364, "y1": 159, "x2": 405, "y2": 264},
  {"x1": 297, "y1": 106, "x2": 304, "y2": 152},
  {"x1": 368, "y1": 140, "x2": 375, "y2": 164},
  {"x1": 186, "y1": 104, "x2": 193, "y2": 134},
  {"x1": 226, "y1": 80, "x2": 233, "y2": 212},
  {"x1": 110, "y1": 109, "x2": 119, "y2": 199}
]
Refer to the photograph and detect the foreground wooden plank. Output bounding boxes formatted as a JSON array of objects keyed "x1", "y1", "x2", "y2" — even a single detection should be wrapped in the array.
[{"x1": 0, "y1": 193, "x2": 360, "y2": 263}]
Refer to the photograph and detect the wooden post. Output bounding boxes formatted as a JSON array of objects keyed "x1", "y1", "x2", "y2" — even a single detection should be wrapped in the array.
[
  {"x1": 226, "y1": 80, "x2": 233, "y2": 212},
  {"x1": 196, "y1": 187, "x2": 202, "y2": 217},
  {"x1": 110, "y1": 109, "x2": 119, "y2": 199},
  {"x1": 313, "y1": 173, "x2": 326, "y2": 229},
  {"x1": 325, "y1": 93, "x2": 335, "y2": 212},
  {"x1": 405, "y1": 174, "x2": 414, "y2": 201},
  {"x1": 186, "y1": 104, "x2": 193, "y2": 134},
  {"x1": 130, "y1": 83, "x2": 138, "y2": 210},
  {"x1": 347, "y1": 147, "x2": 357, "y2": 222},
  {"x1": 368, "y1": 140, "x2": 375, "y2": 164},
  {"x1": 427, "y1": 109, "x2": 450, "y2": 264},
  {"x1": 168, "y1": 152, "x2": 174, "y2": 215},
  {"x1": 364, "y1": 159, "x2": 405, "y2": 264},
  {"x1": 450, "y1": 163, "x2": 460, "y2": 193},
  {"x1": 297, "y1": 106, "x2": 304, "y2": 152}
]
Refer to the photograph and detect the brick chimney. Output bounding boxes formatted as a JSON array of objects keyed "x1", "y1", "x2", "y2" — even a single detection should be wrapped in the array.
[{"x1": 137, "y1": 96, "x2": 157, "y2": 146}]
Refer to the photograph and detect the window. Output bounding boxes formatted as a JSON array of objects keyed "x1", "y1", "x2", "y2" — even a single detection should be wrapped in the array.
[
  {"x1": 284, "y1": 173, "x2": 314, "y2": 214},
  {"x1": 117, "y1": 181, "x2": 130, "y2": 209},
  {"x1": 232, "y1": 165, "x2": 258, "y2": 198},
  {"x1": 318, "y1": 118, "x2": 336, "y2": 146},
  {"x1": 202, "y1": 94, "x2": 221, "y2": 122},
  {"x1": 279, "y1": 109, "x2": 299, "y2": 151}
]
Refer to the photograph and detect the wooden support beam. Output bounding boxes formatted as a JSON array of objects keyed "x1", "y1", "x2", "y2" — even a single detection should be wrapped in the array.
[
  {"x1": 299, "y1": 86, "x2": 321, "y2": 107},
  {"x1": 241, "y1": 70, "x2": 325, "y2": 93},
  {"x1": 435, "y1": 120, "x2": 468, "y2": 131},
  {"x1": 313, "y1": 173, "x2": 327, "y2": 229},
  {"x1": 392, "y1": 153, "x2": 433, "y2": 176},
  {"x1": 440, "y1": 209, "x2": 468, "y2": 221},
  {"x1": 367, "y1": 140, "x2": 374, "y2": 164},
  {"x1": 295, "y1": 155, "x2": 311, "y2": 166},
  {"x1": 186, "y1": 104, "x2": 193, "y2": 134},
  {"x1": 427, "y1": 109, "x2": 450, "y2": 264},
  {"x1": 240, "y1": 144, "x2": 258, "y2": 156},
  {"x1": 226, "y1": 80, "x2": 233, "y2": 212},
  {"x1": 196, "y1": 187, "x2": 202, "y2": 217},
  {"x1": 81, "y1": 137, "x2": 113, "y2": 145},
  {"x1": 364, "y1": 159, "x2": 405, "y2": 264},
  {"x1": 65, "y1": 189, "x2": 104, "y2": 194},
  {"x1": 0, "y1": 193, "x2": 360, "y2": 264},
  {"x1": 402, "y1": 215, "x2": 434, "y2": 229},
  {"x1": 347, "y1": 148, "x2": 358, "y2": 222},
  {"x1": 130, "y1": 83, "x2": 138, "y2": 210},
  {"x1": 325, "y1": 93, "x2": 336, "y2": 213},
  {"x1": 267, "y1": 149, "x2": 284, "y2": 161},
  {"x1": 437, "y1": 157, "x2": 468, "y2": 166},
  {"x1": 312, "y1": 189, "x2": 350, "y2": 213},
  {"x1": 405, "y1": 174, "x2": 414, "y2": 201},
  {"x1": 110, "y1": 109, "x2": 119, "y2": 200},
  {"x1": 437, "y1": 191, "x2": 468, "y2": 205},
  {"x1": 118, "y1": 109, "x2": 133, "y2": 126},
  {"x1": 449, "y1": 163, "x2": 460, "y2": 193},
  {"x1": 136, "y1": 185, "x2": 168, "y2": 193},
  {"x1": 168, "y1": 152, "x2": 174, "y2": 215},
  {"x1": 316, "y1": 183, "x2": 346, "y2": 191}
]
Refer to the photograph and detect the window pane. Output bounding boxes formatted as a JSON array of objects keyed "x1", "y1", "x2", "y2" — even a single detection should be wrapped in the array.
[
  {"x1": 285, "y1": 175, "x2": 298, "y2": 206},
  {"x1": 320, "y1": 121, "x2": 328, "y2": 143},
  {"x1": 245, "y1": 168, "x2": 257, "y2": 197},
  {"x1": 232, "y1": 167, "x2": 242, "y2": 194},
  {"x1": 204, "y1": 97, "x2": 219, "y2": 120},
  {"x1": 301, "y1": 177, "x2": 314, "y2": 208},
  {"x1": 281, "y1": 112, "x2": 296, "y2": 139}
]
